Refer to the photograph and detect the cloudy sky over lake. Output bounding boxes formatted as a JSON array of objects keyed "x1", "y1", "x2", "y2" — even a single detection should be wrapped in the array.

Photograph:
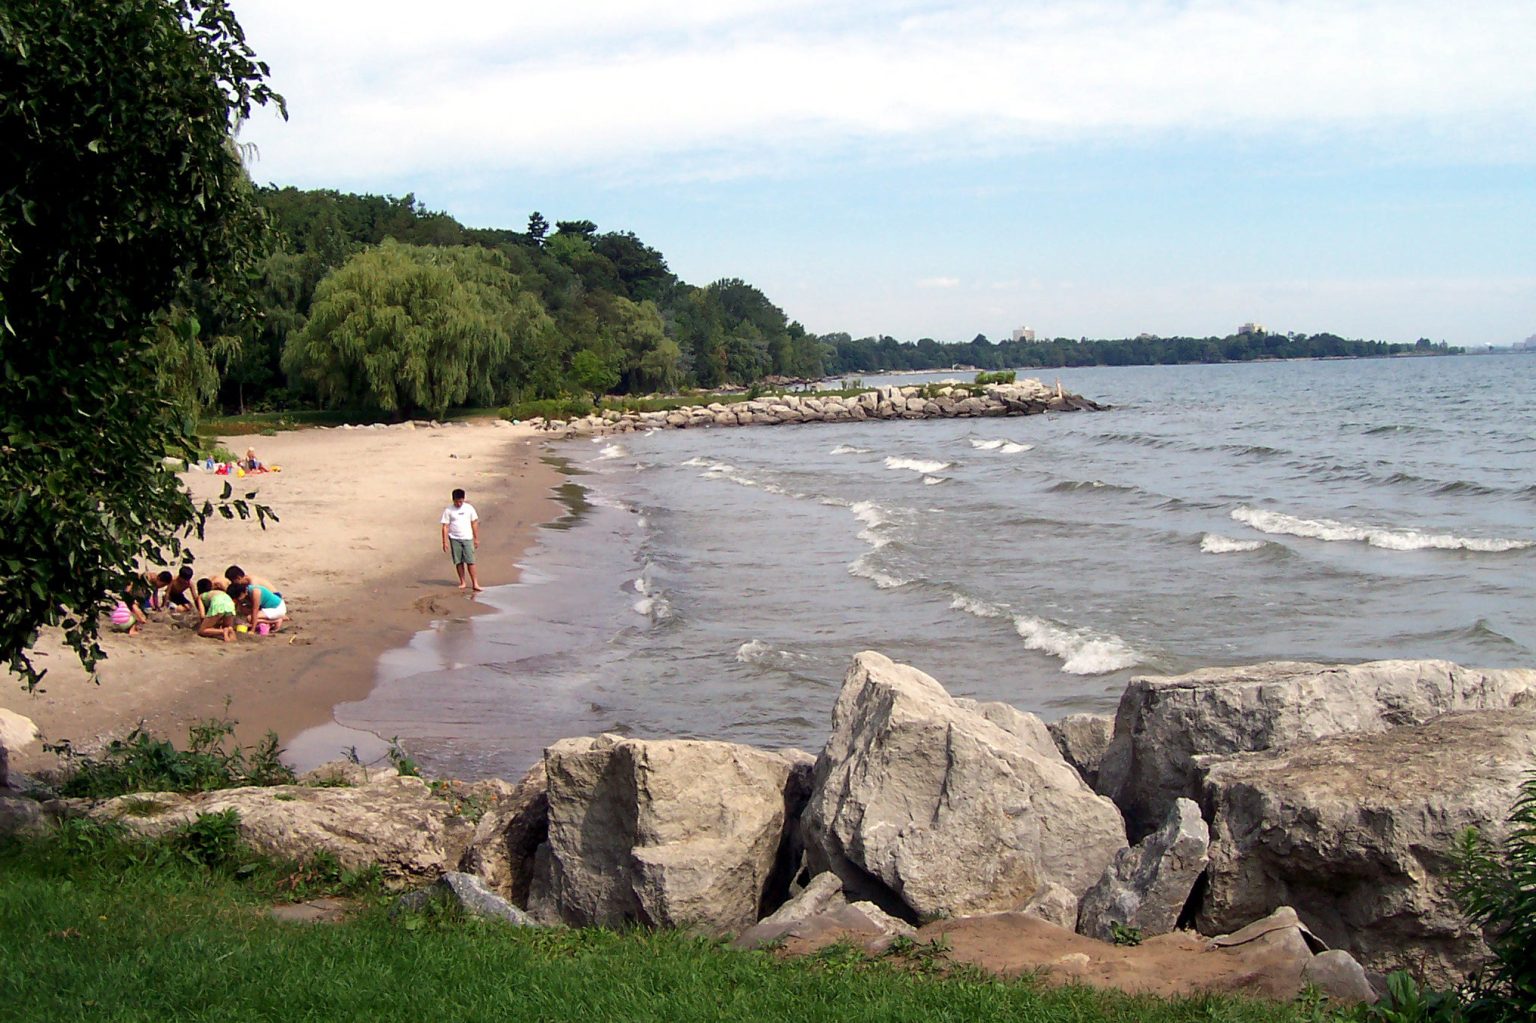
[{"x1": 234, "y1": 0, "x2": 1535, "y2": 346}]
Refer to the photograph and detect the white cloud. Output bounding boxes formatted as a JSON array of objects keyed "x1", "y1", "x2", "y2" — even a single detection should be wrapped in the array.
[
  {"x1": 235, "y1": 0, "x2": 1536, "y2": 184},
  {"x1": 917, "y1": 276, "x2": 962, "y2": 289}
]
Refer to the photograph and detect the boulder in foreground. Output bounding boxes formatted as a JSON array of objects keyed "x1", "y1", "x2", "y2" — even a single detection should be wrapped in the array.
[
  {"x1": 86, "y1": 774, "x2": 476, "y2": 885},
  {"x1": 1198, "y1": 708, "x2": 1536, "y2": 987},
  {"x1": 1098, "y1": 659, "x2": 1536, "y2": 839},
  {"x1": 801, "y1": 651, "x2": 1127, "y2": 920},
  {"x1": 527, "y1": 734, "x2": 806, "y2": 933}
]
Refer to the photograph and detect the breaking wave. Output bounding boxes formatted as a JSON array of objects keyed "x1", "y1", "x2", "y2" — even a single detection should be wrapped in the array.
[
  {"x1": 831, "y1": 444, "x2": 872, "y2": 455},
  {"x1": 948, "y1": 594, "x2": 1140, "y2": 675},
  {"x1": 1231, "y1": 506, "x2": 1532, "y2": 553},
  {"x1": 884, "y1": 457, "x2": 952, "y2": 474},
  {"x1": 970, "y1": 438, "x2": 1034, "y2": 453},
  {"x1": 1200, "y1": 533, "x2": 1266, "y2": 554}
]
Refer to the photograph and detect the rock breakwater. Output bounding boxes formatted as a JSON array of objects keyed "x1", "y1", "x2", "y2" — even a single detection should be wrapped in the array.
[{"x1": 532, "y1": 379, "x2": 1107, "y2": 436}]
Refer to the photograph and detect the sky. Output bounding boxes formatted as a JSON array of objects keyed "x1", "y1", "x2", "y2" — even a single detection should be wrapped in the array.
[{"x1": 231, "y1": 0, "x2": 1536, "y2": 347}]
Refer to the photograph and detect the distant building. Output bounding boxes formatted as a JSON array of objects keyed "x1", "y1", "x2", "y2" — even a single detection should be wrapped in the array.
[
  {"x1": 1011, "y1": 326, "x2": 1036, "y2": 342},
  {"x1": 1238, "y1": 322, "x2": 1266, "y2": 335},
  {"x1": 1514, "y1": 335, "x2": 1536, "y2": 352}
]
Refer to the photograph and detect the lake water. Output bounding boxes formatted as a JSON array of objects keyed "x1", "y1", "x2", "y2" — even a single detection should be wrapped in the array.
[{"x1": 331, "y1": 354, "x2": 1536, "y2": 780}]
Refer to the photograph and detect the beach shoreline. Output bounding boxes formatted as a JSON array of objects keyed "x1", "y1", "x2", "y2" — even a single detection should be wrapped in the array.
[{"x1": 1, "y1": 420, "x2": 562, "y2": 776}]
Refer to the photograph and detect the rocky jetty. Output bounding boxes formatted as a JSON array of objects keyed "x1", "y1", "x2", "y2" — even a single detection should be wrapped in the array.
[
  {"x1": 530, "y1": 378, "x2": 1106, "y2": 437},
  {"x1": 11, "y1": 651, "x2": 1536, "y2": 1003}
]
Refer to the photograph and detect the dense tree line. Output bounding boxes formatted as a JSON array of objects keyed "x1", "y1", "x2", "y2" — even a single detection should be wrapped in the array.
[
  {"x1": 168, "y1": 187, "x2": 1458, "y2": 418},
  {"x1": 819, "y1": 331, "x2": 1457, "y2": 376},
  {"x1": 189, "y1": 189, "x2": 826, "y2": 417}
]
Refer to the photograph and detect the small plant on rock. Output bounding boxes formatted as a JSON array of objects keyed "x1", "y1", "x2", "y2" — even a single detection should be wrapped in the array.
[
  {"x1": 1109, "y1": 922, "x2": 1143, "y2": 947},
  {"x1": 169, "y1": 809, "x2": 243, "y2": 868},
  {"x1": 1452, "y1": 773, "x2": 1536, "y2": 1022}
]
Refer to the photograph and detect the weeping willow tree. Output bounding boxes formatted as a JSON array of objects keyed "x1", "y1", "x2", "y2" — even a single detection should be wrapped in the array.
[{"x1": 281, "y1": 241, "x2": 551, "y2": 419}]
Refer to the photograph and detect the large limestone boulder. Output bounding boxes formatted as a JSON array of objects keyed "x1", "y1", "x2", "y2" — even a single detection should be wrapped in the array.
[
  {"x1": 1077, "y1": 797, "x2": 1209, "y2": 942},
  {"x1": 1099, "y1": 660, "x2": 1536, "y2": 839},
  {"x1": 1198, "y1": 708, "x2": 1536, "y2": 986},
  {"x1": 87, "y1": 774, "x2": 475, "y2": 885},
  {"x1": 527, "y1": 734, "x2": 804, "y2": 933},
  {"x1": 801, "y1": 652, "x2": 1127, "y2": 920},
  {"x1": 1049, "y1": 712, "x2": 1113, "y2": 790},
  {"x1": 461, "y1": 761, "x2": 549, "y2": 906},
  {"x1": 0, "y1": 709, "x2": 41, "y2": 789}
]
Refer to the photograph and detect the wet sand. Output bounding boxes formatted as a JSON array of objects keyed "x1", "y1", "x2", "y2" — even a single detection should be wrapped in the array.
[{"x1": 1, "y1": 419, "x2": 562, "y2": 776}]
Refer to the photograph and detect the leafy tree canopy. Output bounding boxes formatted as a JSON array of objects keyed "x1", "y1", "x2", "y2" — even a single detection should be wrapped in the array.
[
  {"x1": 0, "y1": 0, "x2": 283, "y2": 687},
  {"x1": 281, "y1": 242, "x2": 551, "y2": 419}
]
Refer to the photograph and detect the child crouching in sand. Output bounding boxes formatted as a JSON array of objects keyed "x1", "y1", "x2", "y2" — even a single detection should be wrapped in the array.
[
  {"x1": 108, "y1": 597, "x2": 146, "y2": 636},
  {"x1": 196, "y1": 578, "x2": 238, "y2": 642}
]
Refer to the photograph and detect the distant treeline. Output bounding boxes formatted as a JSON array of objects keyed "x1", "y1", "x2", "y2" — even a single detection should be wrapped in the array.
[
  {"x1": 822, "y1": 332, "x2": 1459, "y2": 375},
  {"x1": 163, "y1": 188, "x2": 1458, "y2": 419}
]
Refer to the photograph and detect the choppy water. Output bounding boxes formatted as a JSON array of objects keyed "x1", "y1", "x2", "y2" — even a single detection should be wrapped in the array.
[{"x1": 330, "y1": 355, "x2": 1536, "y2": 780}]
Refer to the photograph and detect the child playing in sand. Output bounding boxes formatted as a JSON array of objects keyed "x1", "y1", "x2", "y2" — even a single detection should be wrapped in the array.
[
  {"x1": 159, "y1": 567, "x2": 201, "y2": 614},
  {"x1": 241, "y1": 447, "x2": 266, "y2": 472},
  {"x1": 108, "y1": 597, "x2": 146, "y2": 636},
  {"x1": 195, "y1": 578, "x2": 238, "y2": 642},
  {"x1": 227, "y1": 579, "x2": 287, "y2": 633}
]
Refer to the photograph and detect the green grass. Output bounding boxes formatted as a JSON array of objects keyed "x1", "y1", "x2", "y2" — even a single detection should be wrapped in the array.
[
  {"x1": 199, "y1": 408, "x2": 382, "y2": 436},
  {"x1": 0, "y1": 828, "x2": 1334, "y2": 1023}
]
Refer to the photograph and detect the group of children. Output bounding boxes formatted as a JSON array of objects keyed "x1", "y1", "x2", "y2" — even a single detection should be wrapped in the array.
[{"x1": 110, "y1": 564, "x2": 288, "y2": 644}]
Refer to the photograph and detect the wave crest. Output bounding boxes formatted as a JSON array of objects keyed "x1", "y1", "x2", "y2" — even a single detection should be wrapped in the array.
[
  {"x1": 1200, "y1": 533, "x2": 1265, "y2": 554},
  {"x1": 970, "y1": 438, "x2": 1033, "y2": 454},
  {"x1": 1231, "y1": 506, "x2": 1532, "y2": 553},
  {"x1": 1013, "y1": 615, "x2": 1140, "y2": 675},
  {"x1": 885, "y1": 457, "x2": 952, "y2": 474}
]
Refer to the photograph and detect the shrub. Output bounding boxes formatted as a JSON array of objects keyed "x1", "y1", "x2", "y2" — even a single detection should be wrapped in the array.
[
  {"x1": 170, "y1": 810, "x2": 243, "y2": 868},
  {"x1": 975, "y1": 370, "x2": 1016, "y2": 386},
  {"x1": 502, "y1": 396, "x2": 592, "y2": 422},
  {"x1": 1453, "y1": 774, "x2": 1536, "y2": 1021},
  {"x1": 46, "y1": 718, "x2": 296, "y2": 798}
]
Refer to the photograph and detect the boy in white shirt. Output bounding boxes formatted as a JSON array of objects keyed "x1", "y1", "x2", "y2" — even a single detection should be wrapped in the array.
[{"x1": 440, "y1": 488, "x2": 483, "y2": 591}]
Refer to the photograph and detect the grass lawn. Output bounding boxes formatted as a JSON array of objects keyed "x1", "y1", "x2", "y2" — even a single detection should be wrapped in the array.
[{"x1": 0, "y1": 825, "x2": 1329, "y2": 1023}]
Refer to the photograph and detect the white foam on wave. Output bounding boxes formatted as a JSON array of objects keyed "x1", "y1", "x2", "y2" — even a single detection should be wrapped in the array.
[
  {"x1": 1200, "y1": 533, "x2": 1265, "y2": 554},
  {"x1": 735, "y1": 639, "x2": 771, "y2": 663},
  {"x1": 1232, "y1": 506, "x2": 1532, "y2": 553},
  {"x1": 689, "y1": 459, "x2": 801, "y2": 498},
  {"x1": 848, "y1": 552, "x2": 911, "y2": 589},
  {"x1": 950, "y1": 594, "x2": 1007, "y2": 619},
  {"x1": 849, "y1": 500, "x2": 892, "y2": 548},
  {"x1": 831, "y1": 444, "x2": 871, "y2": 455},
  {"x1": 735, "y1": 639, "x2": 809, "y2": 666},
  {"x1": 846, "y1": 501, "x2": 910, "y2": 587},
  {"x1": 970, "y1": 438, "x2": 1033, "y2": 454},
  {"x1": 596, "y1": 443, "x2": 628, "y2": 460},
  {"x1": 632, "y1": 591, "x2": 674, "y2": 621},
  {"x1": 885, "y1": 457, "x2": 952, "y2": 474},
  {"x1": 922, "y1": 475, "x2": 947, "y2": 486},
  {"x1": 1013, "y1": 615, "x2": 1141, "y2": 675}
]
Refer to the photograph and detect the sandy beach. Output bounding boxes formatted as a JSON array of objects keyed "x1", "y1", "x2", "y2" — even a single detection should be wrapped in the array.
[{"x1": 1, "y1": 419, "x2": 562, "y2": 775}]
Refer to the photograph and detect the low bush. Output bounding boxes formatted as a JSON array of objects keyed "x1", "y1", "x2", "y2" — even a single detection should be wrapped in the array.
[
  {"x1": 1453, "y1": 773, "x2": 1536, "y2": 1021},
  {"x1": 975, "y1": 370, "x2": 1017, "y2": 386},
  {"x1": 45, "y1": 718, "x2": 295, "y2": 798},
  {"x1": 502, "y1": 395, "x2": 593, "y2": 421}
]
